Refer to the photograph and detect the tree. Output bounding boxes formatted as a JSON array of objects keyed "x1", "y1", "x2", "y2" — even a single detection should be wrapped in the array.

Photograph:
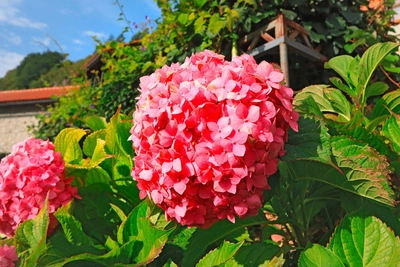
[{"x1": 15, "y1": 51, "x2": 65, "y2": 89}]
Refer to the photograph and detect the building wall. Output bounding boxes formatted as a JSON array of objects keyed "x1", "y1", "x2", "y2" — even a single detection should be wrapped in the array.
[
  {"x1": 0, "y1": 102, "x2": 51, "y2": 155},
  {"x1": 0, "y1": 112, "x2": 38, "y2": 154}
]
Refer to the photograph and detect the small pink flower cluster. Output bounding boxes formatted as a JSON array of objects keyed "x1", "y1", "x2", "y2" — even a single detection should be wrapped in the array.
[
  {"x1": 130, "y1": 50, "x2": 298, "y2": 227},
  {"x1": 0, "y1": 245, "x2": 17, "y2": 267},
  {"x1": 0, "y1": 138, "x2": 79, "y2": 237}
]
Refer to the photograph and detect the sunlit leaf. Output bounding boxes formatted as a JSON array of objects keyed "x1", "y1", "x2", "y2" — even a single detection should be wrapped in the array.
[
  {"x1": 382, "y1": 115, "x2": 400, "y2": 153},
  {"x1": 196, "y1": 241, "x2": 244, "y2": 267},
  {"x1": 364, "y1": 82, "x2": 389, "y2": 100},
  {"x1": 328, "y1": 214, "x2": 400, "y2": 267},
  {"x1": 54, "y1": 128, "x2": 86, "y2": 163},
  {"x1": 295, "y1": 85, "x2": 352, "y2": 121},
  {"x1": 15, "y1": 197, "x2": 49, "y2": 266},
  {"x1": 181, "y1": 212, "x2": 271, "y2": 267},
  {"x1": 324, "y1": 55, "x2": 354, "y2": 87},
  {"x1": 82, "y1": 115, "x2": 107, "y2": 131},
  {"x1": 299, "y1": 244, "x2": 344, "y2": 267},
  {"x1": 358, "y1": 42, "x2": 400, "y2": 92},
  {"x1": 225, "y1": 242, "x2": 283, "y2": 267}
]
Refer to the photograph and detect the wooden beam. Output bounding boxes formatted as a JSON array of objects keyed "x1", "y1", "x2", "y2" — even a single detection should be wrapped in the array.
[{"x1": 261, "y1": 32, "x2": 275, "y2": 42}]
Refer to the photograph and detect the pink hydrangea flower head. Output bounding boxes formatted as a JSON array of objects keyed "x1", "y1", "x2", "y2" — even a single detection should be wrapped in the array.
[
  {"x1": 0, "y1": 245, "x2": 18, "y2": 267},
  {"x1": 0, "y1": 137, "x2": 80, "y2": 237},
  {"x1": 131, "y1": 50, "x2": 298, "y2": 227}
]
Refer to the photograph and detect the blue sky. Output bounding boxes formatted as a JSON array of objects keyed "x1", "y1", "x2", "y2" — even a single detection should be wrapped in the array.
[{"x1": 0, "y1": 0, "x2": 161, "y2": 78}]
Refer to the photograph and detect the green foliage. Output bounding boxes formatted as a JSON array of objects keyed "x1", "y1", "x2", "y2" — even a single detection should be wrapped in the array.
[
  {"x1": 0, "y1": 53, "x2": 88, "y2": 90},
  {"x1": 283, "y1": 42, "x2": 400, "y2": 264},
  {"x1": 299, "y1": 213, "x2": 400, "y2": 267},
  {"x1": 32, "y1": 0, "x2": 400, "y2": 139},
  {"x1": 196, "y1": 241, "x2": 244, "y2": 267},
  {"x1": 181, "y1": 212, "x2": 272, "y2": 267},
  {"x1": 30, "y1": 85, "x2": 99, "y2": 141},
  {"x1": 15, "y1": 197, "x2": 49, "y2": 266},
  {"x1": 7, "y1": 111, "x2": 175, "y2": 266},
  {"x1": 9, "y1": 0, "x2": 400, "y2": 265},
  {"x1": 29, "y1": 57, "x2": 89, "y2": 88},
  {"x1": 0, "y1": 51, "x2": 63, "y2": 90}
]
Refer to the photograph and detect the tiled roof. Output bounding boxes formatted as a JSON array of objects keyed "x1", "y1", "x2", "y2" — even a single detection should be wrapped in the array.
[{"x1": 0, "y1": 86, "x2": 78, "y2": 103}]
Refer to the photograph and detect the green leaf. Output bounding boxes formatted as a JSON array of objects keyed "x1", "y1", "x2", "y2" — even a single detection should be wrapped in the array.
[
  {"x1": 104, "y1": 111, "x2": 134, "y2": 181},
  {"x1": 163, "y1": 260, "x2": 179, "y2": 267},
  {"x1": 299, "y1": 244, "x2": 344, "y2": 267},
  {"x1": 330, "y1": 136, "x2": 394, "y2": 204},
  {"x1": 225, "y1": 242, "x2": 283, "y2": 267},
  {"x1": 329, "y1": 77, "x2": 356, "y2": 98},
  {"x1": 0, "y1": 237, "x2": 14, "y2": 246},
  {"x1": 340, "y1": 193, "x2": 400, "y2": 236},
  {"x1": 196, "y1": 241, "x2": 244, "y2": 267},
  {"x1": 122, "y1": 201, "x2": 174, "y2": 265},
  {"x1": 85, "y1": 167, "x2": 111, "y2": 185},
  {"x1": 332, "y1": 121, "x2": 391, "y2": 157},
  {"x1": 324, "y1": 55, "x2": 355, "y2": 87},
  {"x1": 371, "y1": 89, "x2": 400, "y2": 119},
  {"x1": 365, "y1": 115, "x2": 389, "y2": 133},
  {"x1": 177, "y1": 13, "x2": 189, "y2": 25},
  {"x1": 73, "y1": 183, "x2": 116, "y2": 242},
  {"x1": 54, "y1": 128, "x2": 86, "y2": 163},
  {"x1": 208, "y1": 13, "x2": 225, "y2": 35},
  {"x1": 83, "y1": 115, "x2": 107, "y2": 131},
  {"x1": 181, "y1": 211, "x2": 270, "y2": 267},
  {"x1": 344, "y1": 38, "x2": 366, "y2": 54},
  {"x1": 54, "y1": 201, "x2": 93, "y2": 246},
  {"x1": 194, "y1": 17, "x2": 205, "y2": 34},
  {"x1": 294, "y1": 85, "x2": 352, "y2": 122},
  {"x1": 110, "y1": 203, "x2": 127, "y2": 222},
  {"x1": 364, "y1": 82, "x2": 389, "y2": 100},
  {"x1": 358, "y1": 42, "x2": 400, "y2": 91},
  {"x1": 83, "y1": 129, "x2": 106, "y2": 158},
  {"x1": 282, "y1": 117, "x2": 332, "y2": 163},
  {"x1": 328, "y1": 214, "x2": 400, "y2": 267},
  {"x1": 279, "y1": 155, "x2": 394, "y2": 208},
  {"x1": 148, "y1": 202, "x2": 176, "y2": 231},
  {"x1": 35, "y1": 231, "x2": 106, "y2": 267},
  {"x1": 383, "y1": 115, "x2": 400, "y2": 153},
  {"x1": 195, "y1": 0, "x2": 207, "y2": 8},
  {"x1": 90, "y1": 138, "x2": 113, "y2": 165},
  {"x1": 65, "y1": 138, "x2": 113, "y2": 173},
  {"x1": 15, "y1": 197, "x2": 49, "y2": 266}
]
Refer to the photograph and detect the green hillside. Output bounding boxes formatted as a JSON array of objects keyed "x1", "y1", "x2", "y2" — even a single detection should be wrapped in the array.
[{"x1": 0, "y1": 51, "x2": 89, "y2": 90}]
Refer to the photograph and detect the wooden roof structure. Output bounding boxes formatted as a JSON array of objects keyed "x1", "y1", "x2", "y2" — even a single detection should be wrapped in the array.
[{"x1": 238, "y1": 14, "x2": 328, "y2": 86}]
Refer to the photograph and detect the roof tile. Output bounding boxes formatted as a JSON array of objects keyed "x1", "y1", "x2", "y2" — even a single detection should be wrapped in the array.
[{"x1": 0, "y1": 86, "x2": 78, "y2": 103}]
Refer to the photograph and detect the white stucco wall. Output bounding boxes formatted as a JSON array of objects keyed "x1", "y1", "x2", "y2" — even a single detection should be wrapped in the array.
[{"x1": 0, "y1": 113, "x2": 38, "y2": 154}]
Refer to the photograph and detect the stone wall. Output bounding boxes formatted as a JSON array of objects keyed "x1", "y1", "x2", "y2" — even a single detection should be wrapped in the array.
[
  {"x1": 0, "y1": 112, "x2": 38, "y2": 154},
  {"x1": 0, "y1": 101, "x2": 50, "y2": 155}
]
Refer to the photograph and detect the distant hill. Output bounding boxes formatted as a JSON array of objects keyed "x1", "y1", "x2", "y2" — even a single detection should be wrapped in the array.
[{"x1": 0, "y1": 51, "x2": 90, "y2": 90}]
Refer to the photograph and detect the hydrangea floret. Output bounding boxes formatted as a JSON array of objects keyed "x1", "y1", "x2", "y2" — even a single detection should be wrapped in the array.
[
  {"x1": 0, "y1": 245, "x2": 18, "y2": 267},
  {"x1": 0, "y1": 137, "x2": 80, "y2": 237},
  {"x1": 130, "y1": 50, "x2": 299, "y2": 227}
]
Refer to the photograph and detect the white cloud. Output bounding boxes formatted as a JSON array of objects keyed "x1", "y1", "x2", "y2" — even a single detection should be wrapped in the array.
[
  {"x1": 72, "y1": 39, "x2": 85, "y2": 45},
  {"x1": 0, "y1": 49, "x2": 24, "y2": 78},
  {"x1": 0, "y1": 31, "x2": 21, "y2": 45},
  {"x1": 83, "y1": 30, "x2": 108, "y2": 40},
  {"x1": 0, "y1": 1, "x2": 47, "y2": 29},
  {"x1": 60, "y1": 8, "x2": 78, "y2": 16}
]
